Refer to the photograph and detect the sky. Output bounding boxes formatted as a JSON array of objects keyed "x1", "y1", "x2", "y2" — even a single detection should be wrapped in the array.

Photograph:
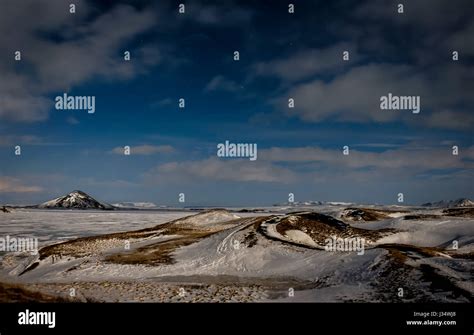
[{"x1": 0, "y1": 0, "x2": 473, "y2": 206}]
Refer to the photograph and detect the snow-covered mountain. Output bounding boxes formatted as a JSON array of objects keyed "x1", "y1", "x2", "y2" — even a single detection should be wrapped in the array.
[
  {"x1": 37, "y1": 190, "x2": 114, "y2": 210},
  {"x1": 422, "y1": 198, "x2": 474, "y2": 208}
]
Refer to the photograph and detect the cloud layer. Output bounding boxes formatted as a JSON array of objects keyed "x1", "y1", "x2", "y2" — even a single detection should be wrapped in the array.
[
  {"x1": 110, "y1": 145, "x2": 175, "y2": 155},
  {"x1": 0, "y1": 0, "x2": 160, "y2": 122}
]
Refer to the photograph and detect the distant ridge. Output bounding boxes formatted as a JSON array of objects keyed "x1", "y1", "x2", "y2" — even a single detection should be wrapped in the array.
[
  {"x1": 421, "y1": 198, "x2": 474, "y2": 208},
  {"x1": 112, "y1": 202, "x2": 160, "y2": 209},
  {"x1": 272, "y1": 201, "x2": 353, "y2": 206}
]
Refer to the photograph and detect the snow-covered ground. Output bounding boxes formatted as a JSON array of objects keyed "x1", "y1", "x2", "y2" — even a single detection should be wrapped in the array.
[
  {"x1": 0, "y1": 209, "x2": 191, "y2": 246},
  {"x1": 0, "y1": 206, "x2": 472, "y2": 303}
]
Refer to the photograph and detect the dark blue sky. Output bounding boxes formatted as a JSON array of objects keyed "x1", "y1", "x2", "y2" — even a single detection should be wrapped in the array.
[{"x1": 1, "y1": 0, "x2": 473, "y2": 206}]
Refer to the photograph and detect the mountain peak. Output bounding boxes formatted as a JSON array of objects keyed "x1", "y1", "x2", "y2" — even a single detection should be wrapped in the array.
[
  {"x1": 38, "y1": 190, "x2": 114, "y2": 210},
  {"x1": 70, "y1": 190, "x2": 87, "y2": 195}
]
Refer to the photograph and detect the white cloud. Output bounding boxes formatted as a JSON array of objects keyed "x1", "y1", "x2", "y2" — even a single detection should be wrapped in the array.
[
  {"x1": 424, "y1": 110, "x2": 474, "y2": 130},
  {"x1": 260, "y1": 145, "x2": 472, "y2": 170},
  {"x1": 147, "y1": 158, "x2": 296, "y2": 183},
  {"x1": 78, "y1": 177, "x2": 139, "y2": 189},
  {"x1": 355, "y1": 0, "x2": 472, "y2": 30},
  {"x1": 0, "y1": 177, "x2": 43, "y2": 193},
  {"x1": 0, "y1": 1, "x2": 160, "y2": 122},
  {"x1": 110, "y1": 145, "x2": 175, "y2": 155},
  {"x1": 150, "y1": 98, "x2": 173, "y2": 109},
  {"x1": 141, "y1": 143, "x2": 472, "y2": 186},
  {"x1": 205, "y1": 75, "x2": 241, "y2": 92},
  {"x1": 184, "y1": 2, "x2": 253, "y2": 26},
  {"x1": 276, "y1": 63, "x2": 474, "y2": 129},
  {"x1": 0, "y1": 135, "x2": 43, "y2": 146},
  {"x1": 67, "y1": 117, "x2": 80, "y2": 125},
  {"x1": 447, "y1": 20, "x2": 474, "y2": 56},
  {"x1": 253, "y1": 42, "x2": 357, "y2": 82}
]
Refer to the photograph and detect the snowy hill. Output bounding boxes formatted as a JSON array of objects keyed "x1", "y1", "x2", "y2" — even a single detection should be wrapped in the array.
[
  {"x1": 422, "y1": 198, "x2": 474, "y2": 208},
  {"x1": 37, "y1": 190, "x2": 114, "y2": 210}
]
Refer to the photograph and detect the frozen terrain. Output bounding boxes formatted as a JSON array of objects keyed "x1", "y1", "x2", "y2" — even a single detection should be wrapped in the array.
[
  {"x1": 0, "y1": 209, "x2": 191, "y2": 245},
  {"x1": 0, "y1": 205, "x2": 472, "y2": 303}
]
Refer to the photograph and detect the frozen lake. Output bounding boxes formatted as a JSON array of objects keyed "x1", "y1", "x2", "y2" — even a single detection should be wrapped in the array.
[{"x1": 0, "y1": 209, "x2": 191, "y2": 247}]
